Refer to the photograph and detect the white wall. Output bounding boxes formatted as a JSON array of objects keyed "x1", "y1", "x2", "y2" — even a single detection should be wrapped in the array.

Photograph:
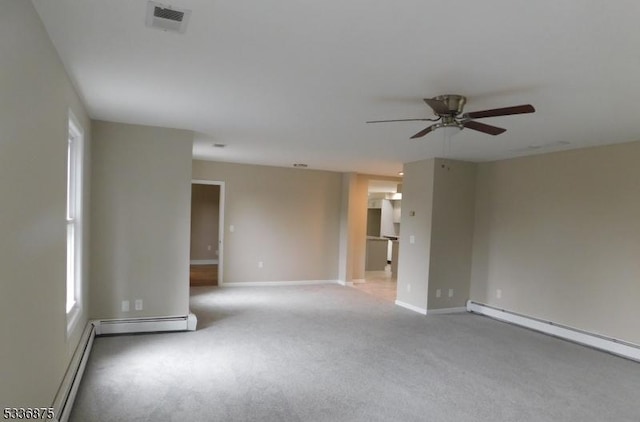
[
  {"x1": 90, "y1": 121, "x2": 193, "y2": 319},
  {"x1": 0, "y1": 0, "x2": 91, "y2": 407},
  {"x1": 192, "y1": 160, "x2": 343, "y2": 284},
  {"x1": 470, "y1": 141, "x2": 640, "y2": 344}
]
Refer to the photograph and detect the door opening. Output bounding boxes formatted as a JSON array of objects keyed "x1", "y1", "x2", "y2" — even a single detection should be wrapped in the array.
[
  {"x1": 189, "y1": 180, "x2": 225, "y2": 286},
  {"x1": 356, "y1": 179, "x2": 401, "y2": 302}
]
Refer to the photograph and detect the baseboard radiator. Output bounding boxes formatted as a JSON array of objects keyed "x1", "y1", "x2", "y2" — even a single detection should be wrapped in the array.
[
  {"x1": 94, "y1": 314, "x2": 197, "y2": 335},
  {"x1": 467, "y1": 300, "x2": 640, "y2": 362},
  {"x1": 50, "y1": 314, "x2": 197, "y2": 421},
  {"x1": 51, "y1": 322, "x2": 95, "y2": 422}
]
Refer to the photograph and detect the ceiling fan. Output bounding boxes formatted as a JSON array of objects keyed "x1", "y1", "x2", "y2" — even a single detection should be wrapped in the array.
[{"x1": 367, "y1": 95, "x2": 535, "y2": 139}]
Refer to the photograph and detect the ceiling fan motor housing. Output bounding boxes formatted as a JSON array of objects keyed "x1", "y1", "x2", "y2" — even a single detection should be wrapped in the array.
[{"x1": 433, "y1": 94, "x2": 466, "y2": 116}]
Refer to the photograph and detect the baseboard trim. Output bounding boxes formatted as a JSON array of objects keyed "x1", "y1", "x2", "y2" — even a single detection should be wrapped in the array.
[
  {"x1": 395, "y1": 300, "x2": 427, "y2": 315},
  {"x1": 94, "y1": 314, "x2": 198, "y2": 335},
  {"x1": 427, "y1": 306, "x2": 467, "y2": 315},
  {"x1": 51, "y1": 322, "x2": 95, "y2": 422},
  {"x1": 220, "y1": 280, "x2": 341, "y2": 287},
  {"x1": 190, "y1": 259, "x2": 218, "y2": 265},
  {"x1": 467, "y1": 301, "x2": 640, "y2": 362}
]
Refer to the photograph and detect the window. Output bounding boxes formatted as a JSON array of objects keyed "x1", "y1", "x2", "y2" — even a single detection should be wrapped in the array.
[{"x1": 66, "y1": 111, "x2": 84, "y2": 333}]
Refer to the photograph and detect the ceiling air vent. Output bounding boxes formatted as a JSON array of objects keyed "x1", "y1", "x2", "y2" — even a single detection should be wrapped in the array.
[{"x1": 145, "y1": 1, "x2": 191, "y2": 34}]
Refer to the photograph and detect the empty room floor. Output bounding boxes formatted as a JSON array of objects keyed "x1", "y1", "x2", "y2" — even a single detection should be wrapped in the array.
[{"x1": 70, "y1": 285, "x2": 640, "y2": 421}]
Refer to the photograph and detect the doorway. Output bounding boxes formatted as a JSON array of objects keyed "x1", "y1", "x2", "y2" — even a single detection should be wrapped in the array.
[
  {"x1": 190, "y1": 180, "x2": 225, "y2": 286},
  {"x1": 355, "y1": 179, "x2": 401, "y2": 302}
]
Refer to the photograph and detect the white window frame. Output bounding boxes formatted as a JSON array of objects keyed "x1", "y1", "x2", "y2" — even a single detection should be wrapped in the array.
[{"x1": 66, "y1": 110, "x2": 84, "y2": 336}]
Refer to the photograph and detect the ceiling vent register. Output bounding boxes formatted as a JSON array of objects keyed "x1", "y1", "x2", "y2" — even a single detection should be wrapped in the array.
[{"x1": 145, "y1": 1, "x2": 191, "y2": 34}]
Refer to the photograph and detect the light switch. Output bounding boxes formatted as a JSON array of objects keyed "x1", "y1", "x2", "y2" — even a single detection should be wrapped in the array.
[{"x1": 409, "y1": 235, "x2": 415, "y2": 244}]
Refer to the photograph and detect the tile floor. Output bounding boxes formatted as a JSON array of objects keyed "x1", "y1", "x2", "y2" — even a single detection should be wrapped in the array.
[{"x1": 352, "y1": 264, "x2": 397, "y2": 302}]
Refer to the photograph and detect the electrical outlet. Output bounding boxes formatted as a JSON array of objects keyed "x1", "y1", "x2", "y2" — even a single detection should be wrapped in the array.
[
  {"x1": 407, "y1": 283, "x2": 411, "y2": 293},
  {"x1": 207, "y1": 245, "x2": 212, "y2": 251},
  {"x1": 409, "y1": 235, "x2": 415, "y2": 244},
  {"x1": 135, "y1": 299, "x2": 143, "y2": 311},
  {"x1": 436, "y1": 289, "x2": 441, "y2": 298},
  {"x1": 122, "y1": 300, "x2": 130, "y2": 312},
  {"x1": 448, "y1": 289, "x2": 454, "y2": 298},
  {"x1": 229, "y1": 225, "x2": 235, "y2": 232},
  {"x1": 497, "y1": 289, "x2": 502, "y2": 299}
]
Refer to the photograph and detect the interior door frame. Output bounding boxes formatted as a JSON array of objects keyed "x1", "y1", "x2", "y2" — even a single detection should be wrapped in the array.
[{"x1": 191, "y1": 179, "x2": 225, "y2": 285}]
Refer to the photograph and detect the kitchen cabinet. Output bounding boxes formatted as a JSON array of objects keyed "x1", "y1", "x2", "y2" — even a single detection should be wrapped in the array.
[
  {"x1": 391, "y1": 240, "x2": 399, "y2": 278},
  {"x1": 367, "y1": 208, "x2": 381, "y2": 237},
  {"x1": 368, "y1": 198, "x2": 400, "y2": 237},
  {"x1": 368, "y1": 199, "x2": 383, "y2": 209},
  {"x1": 392, "y1": 200, "x2": 401, "y2": 223},
  {"x1": 365, "y1": 238, "x2": 388, "y2": 271},
  {"x1": 380, "y1": 200, "x2": 395, "y2": 237}
]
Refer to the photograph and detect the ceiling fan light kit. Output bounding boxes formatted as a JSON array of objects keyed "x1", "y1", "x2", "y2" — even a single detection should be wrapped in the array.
[{"x1": 367, "y1": 94, "x2": 535, "y2": 139}]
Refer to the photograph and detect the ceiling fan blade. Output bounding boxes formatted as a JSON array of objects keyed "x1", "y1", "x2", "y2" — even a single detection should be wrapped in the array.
[
  {"x1": 463, "y1": 120, "x2": 506, "y2": 135},
  {"x1": 366, "y1": 118, "x2": 436, "y2": 123},
  {"x1": 410, "y1": 125, "x2": 436, "y2": 139},
  {"x1": 423, "y1": 98, "x2": 451, "y2": 115},
  {"x1": 464, "y1": 104, "x2": 535, "y2": 119}
]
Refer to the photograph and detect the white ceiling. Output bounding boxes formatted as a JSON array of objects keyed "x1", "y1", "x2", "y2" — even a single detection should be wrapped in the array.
[{"x1": 33, "y1": 0, "x2": 640, "y2": 176}]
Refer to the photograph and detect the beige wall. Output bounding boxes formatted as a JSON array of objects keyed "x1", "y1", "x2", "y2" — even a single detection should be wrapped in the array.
[
  {"x1": 397, "y1": 159, "x2": 476, "y2": 311},
  {"x1": 470, "y1": 141, "x2": 640, "y2": 344},
  {"x1": 338, "y1": 174, "x2": 355, "y2": 282},
  {"x1": 0, "y1": 1, "x2": 92, "y2": 407},
  {"x1": 428, "y1": 159, "x2": 477, "y2": 309},
  {"x1": 192, "y1": 160, "x2": 342, "y2": 283},
  {"x1": 90, "y1": 121, "x2": 193, "y2": 319},
  {"x1": 190, "y1": 184, "x2": 220, "y2": 261},
  {"x1": 396, "y1": 159, "x2": 435, "y2": 309},
  {"x1": 348, "y1": 174, "x2": 369, "y2": 282}
]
